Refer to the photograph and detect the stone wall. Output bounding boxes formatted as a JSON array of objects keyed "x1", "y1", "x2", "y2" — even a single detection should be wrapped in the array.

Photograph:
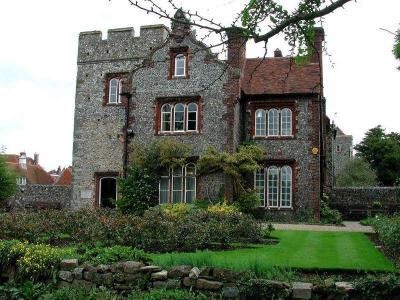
[
  {"x1": 7, "y1": 184, "x2": 71, "y2": 210},
  {"x1": 332, "y1": 134, "x2": 353, "y2": 179},
  {"x1": 329, "y1": 187, "x2": 400, "y2": 220}
]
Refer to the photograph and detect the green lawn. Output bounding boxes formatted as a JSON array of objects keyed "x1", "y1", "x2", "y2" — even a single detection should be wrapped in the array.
[{"x1": 151, "y1": 230, "x2": 396, "y2": 274}]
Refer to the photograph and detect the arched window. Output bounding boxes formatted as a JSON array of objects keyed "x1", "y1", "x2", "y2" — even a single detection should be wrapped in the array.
[
  {"x1": 255, "y1": 109, "x2": 266, "y2": 137},
  {"x1": 174, "y1": 54, "x2": 186, "y2": 77},
  {"x1": 187, "y1": 103, "x2": 198, "y2": 131},
  {"x1": 161, "y1": 104, "x2": 172, "y2": 132},
  {"x1": 172, "y1": 167, "x2": 183, "y2": 203},
  {"x1": 159, "y1": 168, "x2": 170, "y2": 204},
  {"x1": 174, "y1": 103, "x2": 185, "y2": 131},
  {"x1": 108, "y1": 78, "x2": 120, "y2": 104},
  {"x1": 185, "y1": 164, "x2": 196, "y2": 203},
  {"x1": 255, "y1": 169, "x2": 265, "y2": 207},
  {"x1": 280, "y1": 166, "x2": 292, "y2": 208},
  {"x1": 268, "y1": 109, "x2": 279, "y2": 136},
  {"x1": 267, "y1": 166, "x2": 279, "y2": 207},
  {"x1": 281, "y1": 108, "x2": 292, "y2": 136}
]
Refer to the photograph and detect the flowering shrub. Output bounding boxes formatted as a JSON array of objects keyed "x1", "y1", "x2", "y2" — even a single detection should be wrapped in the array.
[
  {"x1": 160, "y1": 203, "x2": 193, "y2": 216},
  {"x1": 371, "y1": 214, "x2": 400, "y2": 263},
  {"x1": 0, "y1": 240, "x2": 72, "y2": 280},
  {"x1": 206, "y1": 201, "x2": 239, "y2": 214}
]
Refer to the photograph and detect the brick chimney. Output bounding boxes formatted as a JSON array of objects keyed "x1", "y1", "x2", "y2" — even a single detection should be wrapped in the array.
[
  {"x1": 274, "y1": 48, "x2": 283, "y2": 57},
  {"x1": 311, "y1": 27, "x2": 325, "y2": 63},
  {"x1": 34, "y1": 153, "x2": 39, "y2": 165},
  {"x1": 226, "y1": 27, "x2": 246, "y2": 70},
  {"x1": 19, "y1": 152, "x2": 27, "y2": 170}
]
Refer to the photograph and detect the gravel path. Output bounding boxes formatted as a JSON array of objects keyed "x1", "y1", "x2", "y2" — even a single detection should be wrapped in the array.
[{"x1": 270, "y1": 221, "x2": 374, "y2": 233}]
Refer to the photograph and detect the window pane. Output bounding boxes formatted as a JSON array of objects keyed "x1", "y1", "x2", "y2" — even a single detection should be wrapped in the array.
[
  {"x1": 255, "y1": 109, "x2": 266, "y2": 136},
  {"x1": 255, "y1": 169, "x2": 265, "y2": 207},
  {"x1": 174, "y1": 103, "x2": 185, "y2": 131},
  {"x1": 109, "y1": 79, "x2": 119, "y2": 104},
  {"x1": 187, "y1": 103, "x2": 197, "y2": 131},
  {"x1": 281, "y1": 108, "x2": 292, "y2": 136},
  {"x1": 268, "y1": 167, "x2": 279, "y2": 207},
  {"x1": 173, "y1": 167, "x2": 183, "y2": 203},
  {"x1": 161, "y1": 104, "x2": 172, "y2": 132},
  {"x1": 175, "y1": 54, "x2": 185, "y2": 76},
  {"x1": 185, "y1": 164, "x2": 196, "y2": 203},
  {"x1": 159, "y1": 177, "x2": 169, "y2": 204},
  {"x1": 281, "y1": 166, "x2": 292, "y2": 207},
  {"x1": 268, "y1": 109, "x2": 279, "y2": 136}
]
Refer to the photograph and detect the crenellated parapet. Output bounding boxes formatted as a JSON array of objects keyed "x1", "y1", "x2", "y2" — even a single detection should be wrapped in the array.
[{"x1": 77, "y1": 24, "x2": 170, "y2": 63}]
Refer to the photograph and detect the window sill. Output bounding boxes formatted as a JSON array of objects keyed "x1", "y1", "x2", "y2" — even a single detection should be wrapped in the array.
[
  {"x1": 104, "y1": 103, "x2": 124, "y2": 107},
  {"x1": 157, "y1": 131, "x2": 200, "y2": 136},
  {"x1": 170, "y1": 75, "x2": 190, "y2": 80},
  {"x1": 258, "y1": 206, "x2": 293, "y2": 211},
  {"x1": 253, "y1": 136, "x2": 295, "y2": 140}
]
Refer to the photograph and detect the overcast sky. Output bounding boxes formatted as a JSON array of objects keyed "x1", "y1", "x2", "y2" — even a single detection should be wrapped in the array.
[{"x1": 0, "y1": 0, "x2": 399, "y2": 171}]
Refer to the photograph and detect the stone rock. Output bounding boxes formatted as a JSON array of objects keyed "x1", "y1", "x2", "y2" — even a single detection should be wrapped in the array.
[
  {"x1": 199, "y1": 267, "x2": 213, "y2": 277},
  {"x1": 292, "y1": 282, "x2": 313, "y2": 299},
  {"x1": 83, "y1": 271, "x2": 95, "y2": 281},
  {"x1": 335, "y1": 282, "x2": 355, "y2": 292},
  {"x1": 152, "y1": 281, "x2": 167, "y2": 289},
  {"x1": 222, "y1": 286, "x2": 239, "y2": 299},
  {"x1": 72, "y1": 267, "x2": 84, "y2": 280},
  {"x1": 123, "y1": 261, "x2": 144, "y2": 274},
  {"x1": 140, "y1": 265, "x2": 162, "y2": 273},
  {"x1": 96, "y1": 264, "x2": 111, "y2": 273},
  {"x1": 183, "y1": 276, "x2": 194, "y2": 287},
  {"x1": 58, "y1": 271, "x2": 73, "y2": 283},
  {"x1": 213, "y1": 268, "x2": 237, "y2": 282},
  {"x1": 110, "y1": 262, "x2": 124, "y2": 273},
  {"x1": 71, "y1": 279, "x2": 95, "y2": 289},
  {"x1": 265, "y1": 280, "x2": 290, "y2": 289},
  {"x1": 56, "y1": 281, "x2": 71, "y2": 288},
  {"x1": 196, "y1": 278, "x2": 223, "y2": 291},
  {"x1": 82, "y1": 262, "x2": 96, "y2": 272},
  {"x1": 189, "y1": 267, "x2": 200, "y2": 279},
  {"x1": 166, "y1": 279, "x2": 181, "y2": 289},
  {"x1": 168, "y1": 265, "x2": 192, "y2": 278},
  {"x1": 113, "y1": 272, "x2": 125, "y2": 283},
  {"x1": 60, "y1": 259, "x2": 79, "y2": 271},
  {"x1": 125, "y1": 273, "x2": 143, "y2": 282},
  {"x1": 151, "y1": 270, "x2": 168, "y2": 281},
  {"x1": 94, "y1": 273, "x2": 113, "y2": 286}
]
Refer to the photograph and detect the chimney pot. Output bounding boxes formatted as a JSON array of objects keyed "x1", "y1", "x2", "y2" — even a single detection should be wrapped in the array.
[
  {"x1": 19, "y1": 152, "x2": 27, "y2": 170},
  {"x1": 311, "y1": 27, "x2": 325, "y2": 63},
  {"x1": 274, "y1": 48, "x2": 282, "y2": 57}
]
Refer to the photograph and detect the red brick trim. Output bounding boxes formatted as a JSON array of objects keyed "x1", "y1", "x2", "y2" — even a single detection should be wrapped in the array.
[
  {"x1": 168, "y1": 47, "x2": 190, "y2": 80},
  {"x1": 153, "y1": 96, "x2": 203, "y2": 136},
  {"x1": 103, "y1": 73, "x2": 129, "y2": 107},
  {"x1": 94, "y1": 172, "x2": 120, "y2": 208},
  {"x1": 248, "y1": 100, "x2": 297, "y2": 139}
]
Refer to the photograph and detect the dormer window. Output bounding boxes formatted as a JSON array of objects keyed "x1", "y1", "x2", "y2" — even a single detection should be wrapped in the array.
[
  {"x1": 174, "y1": 54, "x2": 186, "y2": 77},
  {"x1": 108, "y1": 78, "x2": 122, "y2": 104},
  {"x1": 16, "y1": 177, "x2": 27, "y2": 186}
]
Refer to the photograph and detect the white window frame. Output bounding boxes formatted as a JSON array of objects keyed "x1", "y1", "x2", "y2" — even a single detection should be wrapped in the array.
[
  {"x1": 108, "y1": 78, "x2": 121, "y2": 104},
  {"x1": 159, "y1": 169, "x2": 170, "y2": 204},
  {"x1": 280, "y1": 108, "x2": 293, "y2": 137},
  {"x1": 172, "y1": 166, "x2": 184, "y2": 203},
  {"x1": 174, "y1": 54, "x2": 186, "y2": 77},
  {"x1": 267, "y1": 166, "x2": 279, "y2": 208},
  {"x1": 268, "y1": 109, "x2": 280, "y2": 137},
  {"x1": 280, "y1": 166, "x2": 292, "y2": 208},
  {"x1": 16, "y1": 177, "x2": 27, "y2": 186},
  {"x1": 255, "y1": 109, "x2": 266, "y2": 137},
  {"x1": 173, "y1": 103, "x2": 186, "y2": 132},
  {"x1": 186, "y1": 103, "x2": 198, "y2": 132},
  {"x1": 254, "y1": 169, "x2": 265, "y2": 207},
  {"x1": 161, "y1": 104, "x2": 172, "y2": 132},
  {"x1": 184, "y1": 163, "x2": 196, "y2": 203}
]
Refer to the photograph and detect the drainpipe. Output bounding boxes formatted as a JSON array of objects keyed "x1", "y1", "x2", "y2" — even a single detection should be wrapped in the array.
[
  {"x1": 319, "y1": 95, "x2": 326, "y2": 201},
  {"x1": 120, "y1": 90, "x2": 133, "y2": 178}
]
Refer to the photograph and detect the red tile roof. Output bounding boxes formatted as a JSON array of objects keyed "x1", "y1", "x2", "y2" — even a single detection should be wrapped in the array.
[
  {"x1": 241, "y1": 58, "x2": 322, "y2": 95},
  {"x1": 2, "y1": 154, "x2": 54, "y2": 185},
  {"x1": 55, "y1": 167, "x2": 72, "y2": 186}
]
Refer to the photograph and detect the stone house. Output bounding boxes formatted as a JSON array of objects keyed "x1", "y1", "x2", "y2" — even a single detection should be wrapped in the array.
[
  {"x1": 72, "y1": 10, "x2": 330, "y2": 218},
  {"x1": 332, "y1": 127, "x2": 353, "y2": 181}
]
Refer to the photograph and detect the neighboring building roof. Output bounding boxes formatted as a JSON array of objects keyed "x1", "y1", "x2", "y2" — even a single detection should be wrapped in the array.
[
  {"x1": 242, "y1": 58, "x2": 322, "y2": 95},
  {"x1": 54, "y1": 167, "x2": 72, "y2": 186},
  {"x1": 2, "y1": 154, "x2": 54, "y2": 185}
]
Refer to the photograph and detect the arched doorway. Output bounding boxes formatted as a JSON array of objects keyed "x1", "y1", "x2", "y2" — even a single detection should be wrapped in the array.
[{"x1": 98, "y1": 177, "x2": 117, "y2": 208}]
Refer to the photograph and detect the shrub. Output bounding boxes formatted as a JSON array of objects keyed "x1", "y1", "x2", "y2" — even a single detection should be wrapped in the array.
[
  {"x1": 206, "y1": 201, "x2": 238, "y2": 214},
  {"x1": 0, "y1": 156, "x2": 17, "y2": 206},
  {"x1": 0, "y1": 281, "x2": 49, "y2": 300},
  {"x1": 371, "y1": 214, "x2": 400, "y2": 262},
  {"x1": 39, "y1": 287, "x2": 120, "y2": 300},
  {"x1": 336, "y1": 157, "x2": 378, "y2": 187},
  {"x1": 0, "y1": 240, "x2": 73, "y2": 280},
  {"x1": 128, "y1": 289, "x2": 207, "y2": 300},
  {"x1": 160, "y1": 203, "x2": 194, "y2": 216},
  {"x1": 234, "y1": 190, "x2": 260, "y2": 213},
  {"x1": 320, "y1": 194, "x2": 342, "y2": 225},
  {"x1": 353, "y1": 274, "x2": 400, "y2": 300},
  {"x1": 0, "y1": 209, "x2": 265, "y2": 253},
  {"x1": 78, "y1": 245, "x2": 150, "y2": 265}
]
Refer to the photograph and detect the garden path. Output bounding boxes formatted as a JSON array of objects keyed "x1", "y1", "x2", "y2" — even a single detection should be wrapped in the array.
[{"x1": 270, "y1": 221, "x2": 374, "y2": 233}]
